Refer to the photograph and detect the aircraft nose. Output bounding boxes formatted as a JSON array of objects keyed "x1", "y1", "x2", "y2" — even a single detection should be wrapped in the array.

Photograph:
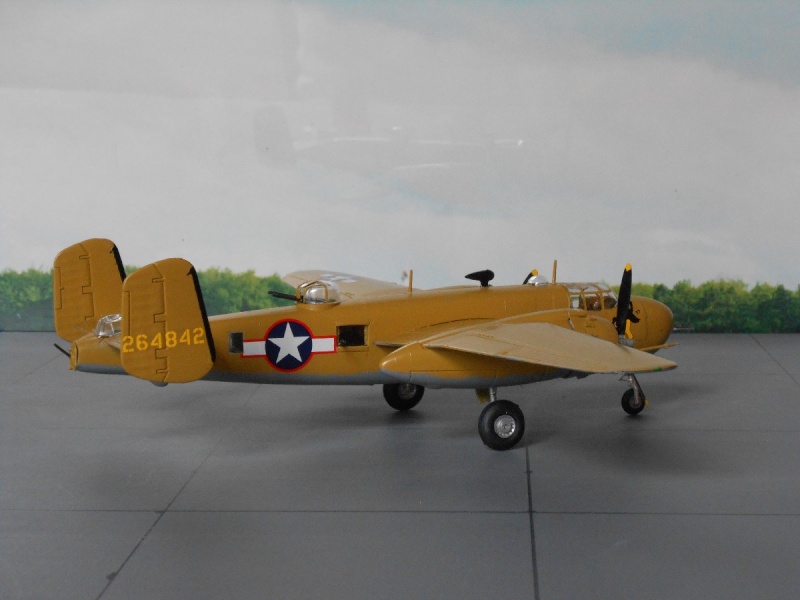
[{"x1": 643, "y1": 297, "x2": 674, "y2": 346}]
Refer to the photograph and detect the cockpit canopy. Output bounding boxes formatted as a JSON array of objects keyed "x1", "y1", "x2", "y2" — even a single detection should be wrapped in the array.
[
  {"x1": 297, "y1": 280, "x2": 341, "y2": 305},
  {"x1": 567, "y1": 283, "x2": 618, "y2": 311}
]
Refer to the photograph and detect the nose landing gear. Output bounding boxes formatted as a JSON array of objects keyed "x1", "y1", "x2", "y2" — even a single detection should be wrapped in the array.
[{"x1": 620, "y1": 373, "x2": 648, "y2": 415}]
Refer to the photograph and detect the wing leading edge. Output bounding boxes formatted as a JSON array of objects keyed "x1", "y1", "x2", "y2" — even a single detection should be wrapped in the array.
[{"x1": 424, "y1": 321, "x2": 676, "y2": 374}]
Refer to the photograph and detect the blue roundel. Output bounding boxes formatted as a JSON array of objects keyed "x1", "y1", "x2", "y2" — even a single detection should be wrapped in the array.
[{"x1": 265, "y1": 320, "x2": 313, "y2": 371}]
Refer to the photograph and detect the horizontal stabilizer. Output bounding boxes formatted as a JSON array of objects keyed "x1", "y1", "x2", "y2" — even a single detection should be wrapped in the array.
[
  {"x1": 121, "y1": 258, "x2": 215, "y2": 383},
  {"x1": 53, "y1": 238, "x2": 125, "y2": 342}
]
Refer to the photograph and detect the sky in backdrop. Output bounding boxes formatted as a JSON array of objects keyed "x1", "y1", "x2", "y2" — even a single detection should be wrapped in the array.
[{"x1": 1, "y1": 0, "x2": 799, "y2": 288}]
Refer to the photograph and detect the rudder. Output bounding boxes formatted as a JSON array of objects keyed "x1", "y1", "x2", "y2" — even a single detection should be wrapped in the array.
[
  {"x1": 121, "y1": 258, "x2": 215, "y2": 384},
  {"x1": 53, "y1": 238, "x2": 126, "y2": 342}
]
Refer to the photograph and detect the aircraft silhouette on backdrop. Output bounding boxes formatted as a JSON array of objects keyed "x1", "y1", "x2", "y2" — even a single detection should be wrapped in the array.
[{"x1": 53, "y1": 239, "x2": 675, "y2": 450}]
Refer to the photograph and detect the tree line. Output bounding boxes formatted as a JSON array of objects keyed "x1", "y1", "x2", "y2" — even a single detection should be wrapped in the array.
[
  {"x1": 1, "y1": 268, "x2": 799, "y2": 333},
  {"x1": 628, "y1": 280, "x2": 800, "y2": 333}
]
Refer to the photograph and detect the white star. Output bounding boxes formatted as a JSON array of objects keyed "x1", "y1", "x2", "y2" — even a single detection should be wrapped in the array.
[{"x1": 269, "y1": 323, "x2": 309, "y2": 364}]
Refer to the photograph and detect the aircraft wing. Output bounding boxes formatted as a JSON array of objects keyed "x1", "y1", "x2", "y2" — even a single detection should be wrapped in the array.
[
  {"x1": 425, "y1": 321, "x2": 676, "y2": 374},
  {"x1": 282, "y1": 270, "x2": 412, "y2": 302}
]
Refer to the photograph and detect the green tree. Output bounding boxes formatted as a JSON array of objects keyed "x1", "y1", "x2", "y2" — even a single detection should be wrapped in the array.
[
  {"x1": 0, "y1": 269, "x2": 52, "y2": 312},
  {"x1": 751, "y1": 283, "x2": 800, "y2": 333},
  {"x1": 196, "y1": 269, "x2": 294, "y2": 315},
  {"x1": 694, "y1": 280, "x2": 750, "y2": 333},
  {"x1": 664, "y1": 280, "x2": 699, "y2": 330},
  {"x1": 0, "y1": 269, "x2": 55, "y2": 331}
]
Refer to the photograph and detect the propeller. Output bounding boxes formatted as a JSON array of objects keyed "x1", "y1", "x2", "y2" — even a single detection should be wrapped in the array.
[{"x1": 615, "y1": 264, "x2": 633, "y2": 338}]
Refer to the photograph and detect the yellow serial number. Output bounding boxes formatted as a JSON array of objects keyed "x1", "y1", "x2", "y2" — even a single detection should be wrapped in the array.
[{"x1": 122, "y1": 328, "x2": 206, "y2": 353}]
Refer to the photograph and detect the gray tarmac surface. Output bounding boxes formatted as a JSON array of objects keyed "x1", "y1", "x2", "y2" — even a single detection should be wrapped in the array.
[{"x1": 1, "y1": 332, "x2": 799, "y2": 599}]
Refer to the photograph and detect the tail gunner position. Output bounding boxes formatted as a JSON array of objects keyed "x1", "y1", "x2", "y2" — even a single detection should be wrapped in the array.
[{"x1": 54, "y1": 239, "x2": 676, "y2": 450}]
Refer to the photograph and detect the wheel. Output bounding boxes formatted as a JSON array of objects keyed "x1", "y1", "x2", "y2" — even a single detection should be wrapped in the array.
[
  {"x1": 621, "y1": 388, "x2": 646, "y2": 416},
  {"x1": 478, "y1": 400, "x2": 525, "y2": 451},
  {"x1": 383, "y1": 383, "x2": 424, "y2": 411}
]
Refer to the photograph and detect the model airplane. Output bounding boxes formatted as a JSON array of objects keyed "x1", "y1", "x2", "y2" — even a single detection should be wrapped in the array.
[{"x1": 53, "y1": 238, "x2": 676, "y2": 450}]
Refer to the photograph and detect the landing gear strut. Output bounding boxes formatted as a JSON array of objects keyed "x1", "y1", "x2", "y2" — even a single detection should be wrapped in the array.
[
  {"x1": 620, "y1": 373, "x2": 647, "y2": 415},
  {"x1": 477, "y1": 388, "x2": 525, "y2": 451}
]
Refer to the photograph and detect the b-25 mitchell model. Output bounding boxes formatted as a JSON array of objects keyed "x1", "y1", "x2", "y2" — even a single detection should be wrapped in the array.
[{"x1": 53, "y1": 239, "x2": 675, "y2": 450}]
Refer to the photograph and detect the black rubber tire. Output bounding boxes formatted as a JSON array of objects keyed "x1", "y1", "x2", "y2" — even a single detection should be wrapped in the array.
[
  {"x1": 621, "y1": 388, "x2": 645, "y2": 416},
  {"x1": 478, "y1": 400, "x2": 525, "y2": 451},
  {"x1": 383, "y1": 383, "x2": 424, "y2": 411}
]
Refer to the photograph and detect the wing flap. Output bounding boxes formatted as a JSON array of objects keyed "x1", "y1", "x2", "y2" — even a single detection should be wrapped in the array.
[{"x1": 425, "y1": 322, "x2": 675, "y2": 374}]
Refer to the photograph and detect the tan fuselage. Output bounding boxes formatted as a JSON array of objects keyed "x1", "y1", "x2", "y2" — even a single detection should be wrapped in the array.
[
  {"x1": 71, "y1": 283, "x2": 673, "y2": 389},
  {"x1": 202, "y1": 284, "x2": 673, "y2": 388}
]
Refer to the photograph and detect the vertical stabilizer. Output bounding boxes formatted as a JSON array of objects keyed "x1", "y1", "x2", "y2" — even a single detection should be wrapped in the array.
[
  {"x1": 121, "y1": 258, "x2": 215, "y2": 384},
  {"x1": 53, "y1": 238, "x2": 125, "y2": 342}
]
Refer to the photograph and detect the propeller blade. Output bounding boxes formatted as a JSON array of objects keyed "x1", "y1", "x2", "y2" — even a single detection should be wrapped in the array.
[{"x1": 615, "y1": 263, "x2": 632, "y2": 337}]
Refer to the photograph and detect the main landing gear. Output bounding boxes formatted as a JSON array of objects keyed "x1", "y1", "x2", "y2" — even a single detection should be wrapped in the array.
[
  {"x1": 383, "y1": 376, "x2": 649, "y2": 451},
  {"x1": 476, "y1": 388, "x2": 525, "y2": 451},
  {"x1": 383, "y1": 383, "x2": 424, "y2": 411},
  {"x1": 475, "y1": 376, "x2": 650, "y2": 451}
]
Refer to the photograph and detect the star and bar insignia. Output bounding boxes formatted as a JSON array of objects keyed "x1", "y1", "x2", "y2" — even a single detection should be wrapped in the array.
[{"x1": 241, "y1": 319, "x2": 335, "y2": 371}]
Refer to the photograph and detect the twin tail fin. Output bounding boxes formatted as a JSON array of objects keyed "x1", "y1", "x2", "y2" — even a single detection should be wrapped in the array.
[{"x1": 53, "y1": 239, "x2": 215, "y2": 384}]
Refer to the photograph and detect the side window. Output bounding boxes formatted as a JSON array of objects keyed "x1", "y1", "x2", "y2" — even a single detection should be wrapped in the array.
[
  {"x1": 229, "y1": 332, "x2": 244, "y2": 353},
  {"x1": 603, "y1": 295, "x2": 618, "y2": 309},
  {"x1": 584, "y1": 293, "x2": 602, "y2": 311},
  {"x1": 338, "y1": 325, "x2": 367, "y2": 347}
]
